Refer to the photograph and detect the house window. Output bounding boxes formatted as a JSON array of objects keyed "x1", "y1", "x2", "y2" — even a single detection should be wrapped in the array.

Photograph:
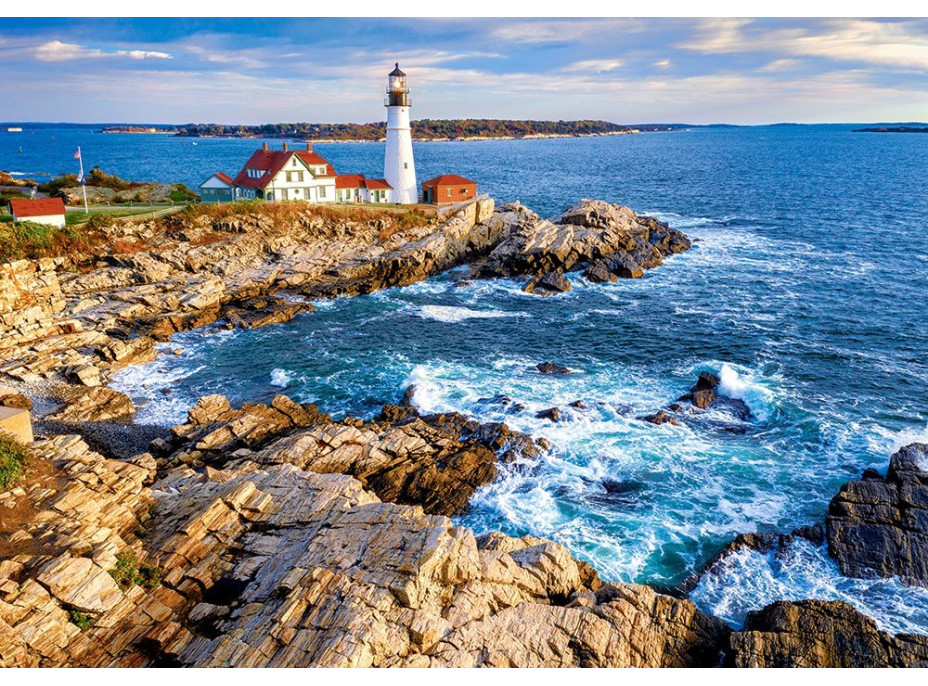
[
  {"x1": 297, "y1": 171, "x2": 304, "y2": 182},
  {"x1": 446, "y1": 188, "x2": 452, "y2": 197},
  {"x1": 320, "y1": 186, "x2": 327, "y2": 198}
]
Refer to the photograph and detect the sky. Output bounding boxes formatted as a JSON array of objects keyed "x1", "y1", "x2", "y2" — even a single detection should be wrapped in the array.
[{"x1": 1, "y1": 17, "x2": 927, "y2": 125}]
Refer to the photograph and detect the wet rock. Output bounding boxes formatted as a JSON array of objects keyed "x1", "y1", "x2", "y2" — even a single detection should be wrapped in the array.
[
  {"x1": 606, "y1": 252, "x2": 644, "y2": 279},
  {"x1": 536, "y1": 407, "x2": 561, "y2": 422},
  {"x1": 524, "y1": 271, "x2": 571, "y2": 295},
  {"x1": 826, "y1": 443, "x2": 928, "y2": 585},
  {"x1": 568, "y1": 400, "x2": 587, "y2": 410},
  {"x1": 476, "y1": 394, "x2": 526, "y2": 413},
  {"x1": 683, "y1": 371, "x2": 720, "y2": 410},
  {"x1": 729, "y1": 600, "x2": 928, "y2": 667},
  {"x1": 641, "y1": 410, "x2": 678, "y2": 426},
  {"x1": 583, "y1": 260, "x2": 618, "y2": 283},
  {"x1": 536, "y1": 361, "x2": 571, "y2": 375}
]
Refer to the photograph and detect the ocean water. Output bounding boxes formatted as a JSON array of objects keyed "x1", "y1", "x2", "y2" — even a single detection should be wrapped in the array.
[{"x1": 6, "y1": 125, "x2": 928, "y2": 634}]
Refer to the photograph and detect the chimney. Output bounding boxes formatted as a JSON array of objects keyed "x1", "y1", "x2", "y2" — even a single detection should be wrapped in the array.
[
  {"x1": 306, "y1": 142, "x2": 313, "y2": 152},
  {"x1": 283, "y1": 142, "x2": 289, "y2": 152},
  {"x1": 262, "y1": 142, "x2": 268, "y2": 151}
]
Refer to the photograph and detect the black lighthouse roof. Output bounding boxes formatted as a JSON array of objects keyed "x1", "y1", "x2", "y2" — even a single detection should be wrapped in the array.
[{"x1": 389, "y1": 62, "x2": 406, "y2": 77}]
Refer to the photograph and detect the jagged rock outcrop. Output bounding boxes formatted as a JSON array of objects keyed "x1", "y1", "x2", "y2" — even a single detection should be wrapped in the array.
[
  {"x1": 0, "y1": 431, "x2": 726, "y2": 668},
  {"x1": 473, "y1": 200, "x2": 690, "y2": 290},
  {"x1": 729, "y1": 600, "x2": 928, "y2": 667},
  {"x1": 158, "y1": 392, "x2": 543, "y2": 517},
  {"x1": 827, "y1": 443, "x2": 928, "y2": 585},
  {"x1": 45, "y1": 387, "x2": 135, "y2": 423}
]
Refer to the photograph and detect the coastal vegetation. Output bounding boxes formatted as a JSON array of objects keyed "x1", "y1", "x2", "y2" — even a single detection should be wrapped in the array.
[
  {"x1": 0, "y1": 219, "x2": 94, "y2": 262},
  {"x1": 0, "y1": 433, "x2": 30, "y2": 491},
  {"x1": 176, "y1": 119, "x2": 640, "y2": 140}
]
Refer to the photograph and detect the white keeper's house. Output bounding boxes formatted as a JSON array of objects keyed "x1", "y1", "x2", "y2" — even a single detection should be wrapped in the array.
[{"x1": 231, "y1": 142, "x2": 339, "y2": 203}]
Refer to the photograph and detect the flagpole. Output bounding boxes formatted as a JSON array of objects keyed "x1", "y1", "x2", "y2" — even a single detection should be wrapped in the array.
[{"x1": 78, "y1": 146, "x2": 88, "y2": 214}]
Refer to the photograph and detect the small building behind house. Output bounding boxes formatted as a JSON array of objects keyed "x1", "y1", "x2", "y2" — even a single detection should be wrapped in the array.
[
  {"x1": 335, "y1": 174, "x2": 393, "y2": 204},
  {"x1": 421, "y1": 174, "x2": 478, "y2": 205},
  {"x1": 199, "y1": 172, "x2": 235, "y2": 202},
  {"x1": 9, "y1": 197, "x2": 67, "y2": 228}
]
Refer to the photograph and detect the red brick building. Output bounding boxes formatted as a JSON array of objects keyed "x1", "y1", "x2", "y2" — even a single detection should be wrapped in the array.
[{"x1": 421, "y1": 174, "x2": 478, "y2": 205}]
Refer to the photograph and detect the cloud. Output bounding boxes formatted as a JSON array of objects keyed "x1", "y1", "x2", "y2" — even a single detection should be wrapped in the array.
[
  {"x1": 35, "y1": 40, "x2": 172, "y2": 62},
  {"x1": 490, "y1": 18, "x2": 646, "y2": 45},
  {"x1": 561, "y1": 59, "x2": 623, "y2": 74},
  {"x1": 679, "y1": 18, "x2": 928, "y2": 71},
  {"x1": 760, "y1": 58, "x2": 801, "y2": 72},
  {"x1": 654, "y1": 59, "x2": 672, "y2": 69}
]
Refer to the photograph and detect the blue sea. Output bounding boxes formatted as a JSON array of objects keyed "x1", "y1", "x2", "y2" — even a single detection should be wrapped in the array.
[{"x1": 5, "y1": 125, "x2": 928, "y2": 634}]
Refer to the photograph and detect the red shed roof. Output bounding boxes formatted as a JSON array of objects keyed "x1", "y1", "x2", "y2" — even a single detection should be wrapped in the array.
[
  {"x1": 421, "y1": 174, "x2": 477, "y2": 187},
  {"x1": 215, "y1": 172, "x2": 234, "y2": 185},
  {"x1": 335, "y1": 174, "x2": 366, "y2": 189},
  {"x1": 335, "y1": 175, "x2": 392, "y2": 190},
  {"x1": 364, "y1": 178, "x2": 392, "y2": 190},
  {"x1": 10, "y1": 197, "x2": 66, "y2": 218}
]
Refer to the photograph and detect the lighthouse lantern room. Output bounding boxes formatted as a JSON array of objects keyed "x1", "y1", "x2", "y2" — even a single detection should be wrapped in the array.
[{"x1": 383, "y1": 63, "x2": 418, "y2": 204}]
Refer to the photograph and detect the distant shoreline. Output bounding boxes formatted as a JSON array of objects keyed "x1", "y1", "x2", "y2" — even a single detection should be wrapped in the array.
[{"x1": 852, "y1": 126, "x2": 928, "y2": 134}]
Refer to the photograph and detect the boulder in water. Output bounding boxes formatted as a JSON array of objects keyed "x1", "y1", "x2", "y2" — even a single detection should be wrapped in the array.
[
  {"x1": 827, "y1": 443, "x2": 928, "y2": 585},
  {"x1": 536, "y1": 407, "x2": 561, "y2": 422},
  {"x1": 523, "y1": 271, "x2": 571, "y2": 295},
  {"x1": 536, "y1": 361, "x2": 571, "y2": 375}
]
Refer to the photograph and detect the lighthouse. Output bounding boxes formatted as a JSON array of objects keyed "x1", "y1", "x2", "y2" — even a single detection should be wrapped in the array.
[{"x1": 384, "y1": 63, "x2": 417, "y2": 204}]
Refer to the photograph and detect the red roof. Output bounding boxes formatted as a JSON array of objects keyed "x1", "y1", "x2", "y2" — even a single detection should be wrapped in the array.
[
  {"x1": 294, "y1": 150, "x2": 335, "y2": 177},
  {"x1": 364, "y1": 178, "x2": 392, "y2": 190},
  {"x1": 421, "y1": 174, "x2": 476, "y2": 188},
  {"x1": 335, "y1": 174, "x2": 366, "y2": 189},
  {"x1": 215, "y1": 172, "x2": 234, "y2": 185},
  {"x1": 9, "y1": 197, "x2": 66, "y2": 218},
  {"x1": 232, "y1": 146, "x2": 336, "y2": 190},
  {"x1": 335, "y1": 175, "x2": 392, "y2": 190}
]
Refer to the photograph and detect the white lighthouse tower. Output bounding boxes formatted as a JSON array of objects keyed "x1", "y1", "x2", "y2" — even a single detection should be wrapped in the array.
[{"x1": 384, "y1": 63, "x2": 417, "y2": 204}]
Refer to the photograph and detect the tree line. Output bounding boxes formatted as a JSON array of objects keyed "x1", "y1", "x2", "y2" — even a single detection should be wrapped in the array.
[{"x1": 175, "y1": 119, "x2": 636, "y2": 141}]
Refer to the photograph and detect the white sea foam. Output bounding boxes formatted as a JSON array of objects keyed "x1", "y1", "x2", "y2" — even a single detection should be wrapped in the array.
[
  {"x1": 270, "y1": 368, "x2": 292, "y2": 388},
  {"x1": 415, "y1": 305, "x2": 523, "y2": 323},
  {"x1": 691, "y1": 539, "x2": 928, "y2": 636},
  {"x1": 716, "y1": 363, "x2": 777, "y2": 422}
]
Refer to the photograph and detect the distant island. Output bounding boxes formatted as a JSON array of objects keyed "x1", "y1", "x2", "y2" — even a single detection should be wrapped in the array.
[
  {"x1": 852, "y1": 126, "x2": 928, "y2": 134},
  {"x1": 165, "y1": 119, "x2": 681, "y2": 141}
]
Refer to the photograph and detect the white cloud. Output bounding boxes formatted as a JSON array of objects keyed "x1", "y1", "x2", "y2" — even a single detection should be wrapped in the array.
[
  {"x1": 654, "y1": 59, "x2": 672, "y2": 69},
  {"x1": 34, "y1": 40, "x2": 171, "y2": 62},
  {"x1": 490, "y1": 19, "x2": 647, "y2": 45},
  {"x1": 680, "y1": 18, "x2": 928, "y2": 71},
  {"x1": 760, "y1": 58, "x2": 801, "y2": 72},
  {"x1": 561, "y1": 59, "x2": 624, "y2": 74}
]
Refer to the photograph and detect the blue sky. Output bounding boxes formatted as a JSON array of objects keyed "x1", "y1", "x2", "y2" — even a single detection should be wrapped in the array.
[{"x1": 1, "y1": 17, "x2": 927, "y2": 124}]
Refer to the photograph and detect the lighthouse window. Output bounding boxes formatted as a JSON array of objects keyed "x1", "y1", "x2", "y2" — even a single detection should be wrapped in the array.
[{"x1": 404, "y1": 163, "x2": 408, "y2": 169}]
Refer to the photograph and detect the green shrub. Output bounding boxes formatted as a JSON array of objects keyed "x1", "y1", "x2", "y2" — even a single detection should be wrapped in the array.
[
  {"x1": 68, "y1": 609, "x2": 93, "y2": 631},
  {"x1": 109, "y1": 551, "x2": 161, "y2": 591},
  {"x1": 0, "y1": 434, "x2": 30, "y2": 491},
  {"x1": 169, "y1": 184, "x2": 199, "y2": 203},
  {"x1": 38, "y1": 173, "x2": 79, "y2": 195}
]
